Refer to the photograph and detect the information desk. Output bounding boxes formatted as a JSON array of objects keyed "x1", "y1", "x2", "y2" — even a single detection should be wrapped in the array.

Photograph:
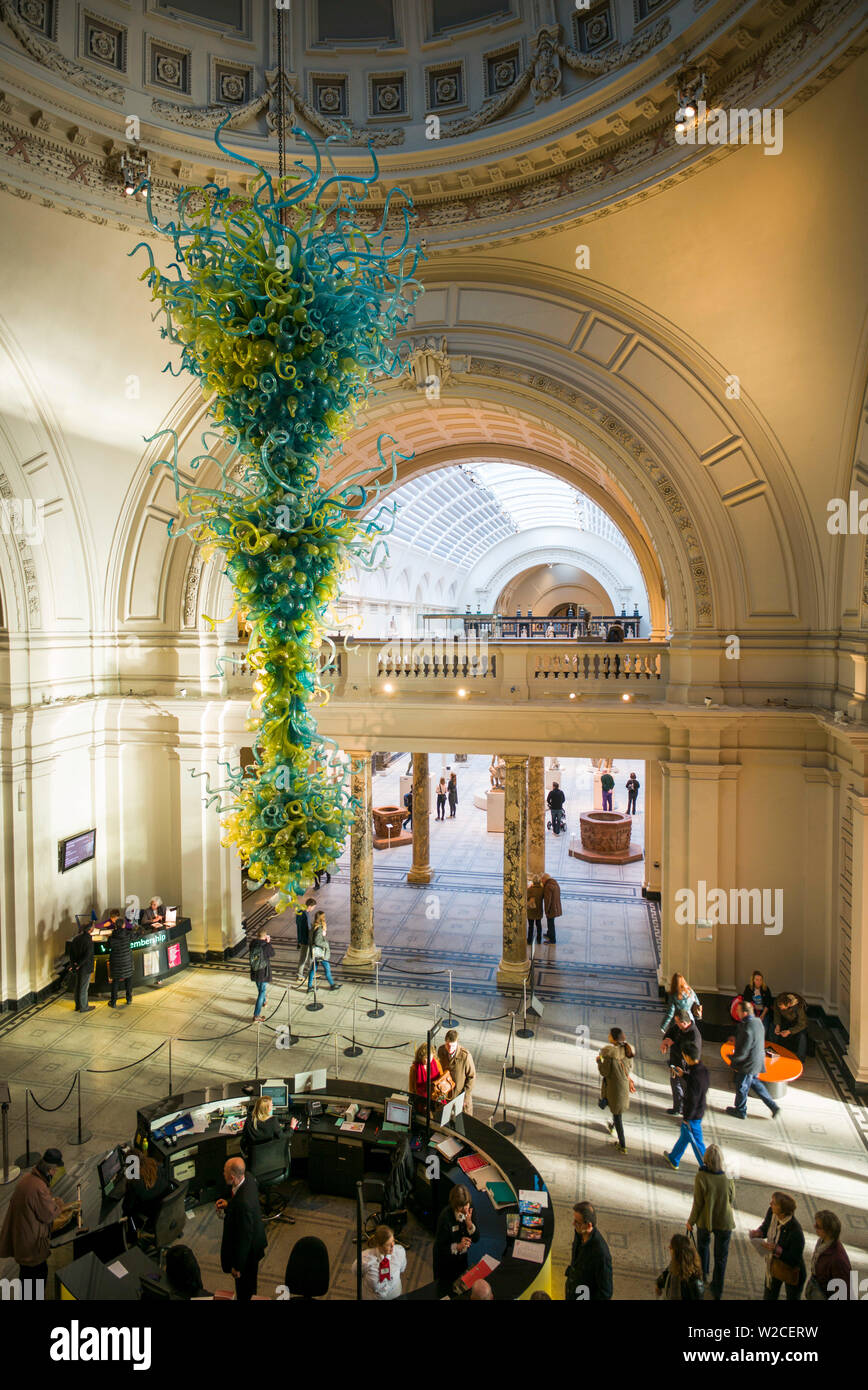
[
  {"x1": 136, "y1": 1078, "x2": 554, "y2": 1300},
  {"x1": 66, "y1": 918, "x2": 192, "y2": 995}
]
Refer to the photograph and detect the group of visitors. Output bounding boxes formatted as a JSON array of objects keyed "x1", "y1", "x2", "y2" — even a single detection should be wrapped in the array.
[
  {"x1": 408, "y1": 1028, "x2": 476, "y2": 1116},
  {"x1": 600, "y1": 769, "x2": 641, "y2": 814},
  {"x1": 403, "y1": 770, "x2": 458, "y2": 828},
  {"x1": 526, "y1": 873, "x2": 562, "y2": 945},
  {"x1": 248, "y1": 902, "x2": 342, "y2": 1018}
]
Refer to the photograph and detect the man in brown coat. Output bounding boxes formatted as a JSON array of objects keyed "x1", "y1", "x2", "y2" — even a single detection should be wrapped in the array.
[
  {"x1": 437, "y1": 1029, "x2": 477, "y2": 1116},
  {"x1": 541, "y1": 873, "x2": 562, "y2": 943},
  {"x1": 0, "y1": 1147, "x2": 76, "y2": 1290}
]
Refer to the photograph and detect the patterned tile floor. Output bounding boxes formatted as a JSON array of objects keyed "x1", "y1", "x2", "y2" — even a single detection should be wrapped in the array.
[{"x1": 2, "y1": 758, "x2": 867, "y2": 1299}]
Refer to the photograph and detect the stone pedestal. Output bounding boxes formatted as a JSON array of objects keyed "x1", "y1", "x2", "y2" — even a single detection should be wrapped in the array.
[
  {"x1": 343, "y1": 752, "x2": 381, "y2": 970},
  {"x1": 571, "y1": 810, "x2": 643, "y2": 864},
  {"x1": 486, "y1": 789, "x2": 505, "y2": 832},
  {"x1": 372, "y1": 805, "x2": 413, "y2": 851},
  {"x1": 497, "y1": 755, "x2": 530, "y2": 988},
  {"x1": 406, "y1": 752, "x2": 434, "y2": 886}
]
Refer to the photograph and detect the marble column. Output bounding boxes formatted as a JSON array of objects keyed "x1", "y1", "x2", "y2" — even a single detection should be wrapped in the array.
[
  {"x1": 527, "y1": 755, "x2": 545, "y2": 877},
  {"x1": 343, "y1": 751, "x2": 380, "y2": 969},
  {"x1": 406, "y1": 751, "x2": 433, "y2": 886},
  {"x1": 642, "y1": 758, "x2": 662, "y2": 898},
  {"x1": 497, "y1": 754, "x2": 530, "y2": 987}
]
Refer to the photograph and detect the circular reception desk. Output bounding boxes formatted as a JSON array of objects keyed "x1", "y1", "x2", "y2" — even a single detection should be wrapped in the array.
[{"x1": 136, "y1": 1077, "x2": 554, "y2": 1300}]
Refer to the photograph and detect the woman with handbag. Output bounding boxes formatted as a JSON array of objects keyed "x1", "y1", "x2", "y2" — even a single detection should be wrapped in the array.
[
  {"x1": 804, "y1": 1210, "x2": 851, "y2": 1300},
  {"x1": 660, "y1": 973, "x2": 702, "y2": 1034},
  {"x1": 307, "y1": 913, "x2": 341, "y2": 993},
  {"x1": 655, "y1": 1233, "x2": 704, "y2": 1300},
  {"x1": 750, "y1": 1191, "x2": 806, "y2": 1300},
  {"x1": 408, "y1": 1042, "x2": 452, "y2": 1115},
  {"x1": 595, "y1": 1027, "x2": 636, "y2": 1156}
]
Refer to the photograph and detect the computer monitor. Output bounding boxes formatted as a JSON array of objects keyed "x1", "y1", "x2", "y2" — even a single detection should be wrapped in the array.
[
  {"x1": 260, "y1": 1081, "x2": 289, "y2": 1109},
  {"x1": 73, "y1": 1220, "x2": 127, "y2": 1264},
  {"x1": 385, "y1": 1095, "x2": 411, "y2": 1129},
  {"x1": 164, "y1": 906, "x2": 177, "y2": 926},
  {"x1": 97, "y1": 1146, "x2": 123, "y2": 1197},
  {"x1": 439, "y1": 1091, "x2": 466, "y2": 1125},
  {"x1": 292, "y1": 1069, "x2": 327, "y2": 1094}
]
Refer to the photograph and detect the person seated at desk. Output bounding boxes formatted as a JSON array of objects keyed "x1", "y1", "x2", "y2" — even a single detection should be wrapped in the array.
[
  {"x1": 433, "y1": 1186, "x2": 479, "y2": 1294},
  {"x1": 355, "y1": 1225, "x2": 407, "y2": 1301},
  {"x1": 771, "y1": 992, "x2": 809, "y2": 1061},
  {"x1": 140, "y1": 897, "x2": 164, "y2": 928},
  {"x1": 98, "y1": 908, "x2": 122, "y2": 931},
  {"x1": 165, "y1": 1244, "x2": 211, "y2": 1299},
  {"x1": 240, "y1": 1096, "x2": 282, "y2": 1161},
  {"x1": 123, "y1": 1149, "x2": 170, "y2": 1236}
]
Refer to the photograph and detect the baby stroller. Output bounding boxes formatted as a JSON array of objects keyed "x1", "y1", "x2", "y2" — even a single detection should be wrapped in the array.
[{"x1": 546, "y1": 807, "x2": 566, "y2": 835}]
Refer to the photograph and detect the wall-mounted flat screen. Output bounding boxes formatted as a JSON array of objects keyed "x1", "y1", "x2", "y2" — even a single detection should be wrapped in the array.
[{"x1": 59, "y1": 829, "x2": 96, "y2": 873}]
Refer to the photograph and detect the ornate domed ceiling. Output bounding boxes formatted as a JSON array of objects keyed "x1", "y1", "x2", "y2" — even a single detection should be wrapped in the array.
[{"x1": 0, "y1": 0, "x2": 864, "y2": 244}]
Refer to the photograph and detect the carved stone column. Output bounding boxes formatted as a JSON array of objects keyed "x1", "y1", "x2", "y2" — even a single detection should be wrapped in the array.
[
  {"x1": 343, "y1": 751, "x2": 380, "y2": 969},
  {"x1": 406, "y1": 751, "x2": 433, "y2": 886},
  {"x1": 527, "y1": 755, "x2": 545, "y2": 877},
  {"x1": 497, "y1": 754, "x2": 530, "y2": 987}
]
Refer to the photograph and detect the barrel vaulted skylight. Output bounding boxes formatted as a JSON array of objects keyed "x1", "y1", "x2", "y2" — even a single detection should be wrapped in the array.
[{"x1": 386, "y1": 462, "x2": 634, "y2": 570}]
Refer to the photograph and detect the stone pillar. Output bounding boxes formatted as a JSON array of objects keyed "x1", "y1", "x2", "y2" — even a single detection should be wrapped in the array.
[
  {"x1": 406, "y1": 751, "x2": 433, "y2": 886},
  {"x1": 642, "y1": 758, "x2": 662, "y2": 898},
  {"x1": 844, "y1": 795, "x2": 868, "y2": 1083},
  {"x1": 343, "y1": 751, "x2": 380, "y2": 968},
  {"x1": 527, "y1": 755, "x2": 545, "y2": 877},
  {"x1": 497, "y1": 754, "x2": 530, "y2": 987}
]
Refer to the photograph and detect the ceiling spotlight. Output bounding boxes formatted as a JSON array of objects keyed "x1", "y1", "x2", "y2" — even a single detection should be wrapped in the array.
[
  {"x1": 383, "y1": 683, "x2": 394, "y2": 693},
  {"x1": 179, "y1": 687, "x2": 187, "y2": 697},
  {"x1": 704, "y1": 696, "x2": 712, "y2": 707},
  {"x1": 118, "y1": 147, "x2": 151, "y2": 198},
  {"x1": 621, "y1": 692, "x2": 631, "y2": 702},
  {"x1": 569, "y1": 692, "x2": 576, "y2": 700},
  {"x1": 674, "y1": 61, "x2": 706, "y2": 133},
  {"x1": 457, "y1": 688, "x2": 468, "y2": 698},
  {"x1": 683, "y1": 103, "x2": 696, "y2": 118}
]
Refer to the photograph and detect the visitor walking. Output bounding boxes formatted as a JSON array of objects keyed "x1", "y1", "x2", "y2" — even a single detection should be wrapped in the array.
[
  {"x1": 546, "y1": 781, "x2": 565, "y2": 834},
  {"x1": 660, "y1": 972, "x2": 702, "y2": 1034},
  {"x1": 751, "y1": 1191, "x2": 806, "y2": 1301},
  {"x1": 663, "y1": 1044, "x2": 708, "y2": 1170},
  {"x1": 540, "y1": 872, "x2": 562, "y2": 943},
  {"x1": 249, "y1": 927, "x2": 275, "y2": 1020},
  {"x1": 725, "y1": 1000, "x2": 780, "y2": 1120},
  {"x1": 686, "y1": 1144, "x2": 735, "y2": 1299},
  {"x1": 565, "y1": 1202, "x2": 613, "y2": 1301},
  {"x1": 402, "y1": 789, "x2": 413, "y2": 829},
  {"x1": 804, "y1": 1211, "x2": 852, "y2": 1300},
  {"x1": 625, "y1": 771, "x2": 640, "y2": 815},
  {"x1": 596, "y1": 1027, "x2": 636, "y2": 1155},
  {"x1": 601, "y1": 769, "x2": 615, "y2": 811},
  {"x1": 295, "y1": 897, "x2": 315, "y2": 949},
  {"x1": 307, "y1": 912, "x2": 341, "y2": 993},
  {"x1": 655, "y1": 1234, "x2": 704, "y2": 1300},
  {"x1": 660, "y1": 1012, "x2": 702, "y2": 1115},
  {"x1": 436, "y1": 777, "x2": 447, "y2": 821}
]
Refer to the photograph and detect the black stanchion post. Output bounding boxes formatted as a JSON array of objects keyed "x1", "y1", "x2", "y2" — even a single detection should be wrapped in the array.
[
  {"x1": 505, "y1": 1012, "x2": 523, "y2": 1080},
  {"x1": 284, "y1": 980, "x2": 299, "y2": 1046},
  {"x1": 307, "y1": 965, "x2": 323, "y2": 1013},
  {"x1": 168, "y1": 1037, "x2": 173, "y2": 1096},
  {"x1": 493, "y1": 1062, "x2": 516, "y2": 1136},
  {"x1": 443, "y1": 969, "x2": 458, "y2": 1029},
  {"x1": 516, "y1": 975, "x2": 535, "y2": 1040},
  {"x1": 367, "y1": 961, "x2": 384, "y2": 1019},
  {"x1": 67, "y1": 1070, "x2": 92, "y2": 1147},
  {"x1": 0, "y1": 1084, "x2": 20, "y2": 1184},
  {"x1": 15, "y1": 1088, "x2": 40, "y2": 1170},
  {"x1": 344, "y1": 999, "x2": 362, "y2": 1057},
  {"x1": 255, "y1": 1021, "x2": 261, "y2": 1079}
]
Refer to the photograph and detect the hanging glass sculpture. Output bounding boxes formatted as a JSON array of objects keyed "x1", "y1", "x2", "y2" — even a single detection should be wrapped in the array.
[{"x1": 132, "y1": 119, "x2": 422, "y2": 906}]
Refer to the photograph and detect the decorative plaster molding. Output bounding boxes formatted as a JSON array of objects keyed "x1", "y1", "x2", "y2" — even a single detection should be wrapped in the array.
[
  {"x1": 0, "y1": 464, "x2": 40, "y2": 625},
  {"x1": 467, "y1": 357, "x2": 713, "y2": 624},
  {"x1": 0, "y1": 0, "x2": 124, "y2": 103},
  {"x1": 182, "y1": 545, "x2": 203, "y2": 628}
]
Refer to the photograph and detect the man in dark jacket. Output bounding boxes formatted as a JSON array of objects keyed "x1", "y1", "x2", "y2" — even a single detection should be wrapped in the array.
[
  {"x1": 540, "y1": 873, "x2": 562, "y2": 943},
  {"x1": 565, "y1": 1201, "x2": 612, "y2": 1300},
  {"x1": 660, "y1": 1013, "x2": 702, "y2": 1115},
  {"x1": 600, "y1": 770, "x2": 615, "y2": 810},
  {"x1": 217, "y1": 1158, "x2": 267, "y2": 1301},
  {"x1": 546, "y1": 783, "x2": 565, "y2": 834},
  {"x1": 68, "y1": 922, "x2": 97, "y2": 1012},
  {"x1": 625, "y1": 772, "x2": 640, "y2": 815},
  {"x1": 108, "y1": 914, "x2": 133, "y2": 1007},
  {"x1": 725, "y1": 1000, "x2": 780, "y2": 1119},
  {"x1": 664, "y1": 1045, "x2": 708, "y2": 1170}
]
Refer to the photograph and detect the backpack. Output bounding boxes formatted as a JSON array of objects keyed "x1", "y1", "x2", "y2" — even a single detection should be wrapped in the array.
[{"x1": 249, "y1": 941, "x2": 266, "y2": 978}]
